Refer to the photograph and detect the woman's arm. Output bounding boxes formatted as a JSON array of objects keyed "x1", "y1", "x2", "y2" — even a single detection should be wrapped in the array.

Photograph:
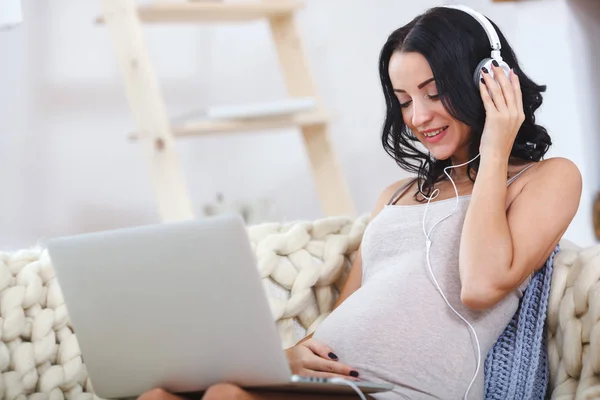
[
  {"x1": 460, "y1": 156, "x2": 581, "y2": 310},
  {"x1": 459, "y1": 65, "x2": 582, "y2": 310}
]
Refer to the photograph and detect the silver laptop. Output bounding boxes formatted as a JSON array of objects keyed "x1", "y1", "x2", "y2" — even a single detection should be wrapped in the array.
[{"x1": 46, "y1": 213, "x2": 393, "y2": 399}]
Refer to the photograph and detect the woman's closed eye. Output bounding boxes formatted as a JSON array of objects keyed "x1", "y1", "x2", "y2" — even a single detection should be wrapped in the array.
[
  {"x1": 399, "y1": 94, "x2": 440, "y2": 108},
  {"x1": 399, "y1": 100, "x2": 412, "y2": 108}
]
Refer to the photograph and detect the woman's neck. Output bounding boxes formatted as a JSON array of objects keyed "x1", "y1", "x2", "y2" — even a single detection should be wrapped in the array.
[
  {"x1": 447, "y1": 168, "x2": 473, "y2": 184},
  {"x1": 446, "y1": 156, "x2": 475, "y2": 183}
]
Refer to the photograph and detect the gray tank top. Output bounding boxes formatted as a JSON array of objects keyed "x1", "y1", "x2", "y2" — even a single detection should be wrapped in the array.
[{"x1": 313, "y1": 165, "x2": 535, "y2": 400}]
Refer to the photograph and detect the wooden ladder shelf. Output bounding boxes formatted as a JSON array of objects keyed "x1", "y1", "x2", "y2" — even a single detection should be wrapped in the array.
[{"x1": 97, "y1": 0, "x2": 355, "y2": 221}]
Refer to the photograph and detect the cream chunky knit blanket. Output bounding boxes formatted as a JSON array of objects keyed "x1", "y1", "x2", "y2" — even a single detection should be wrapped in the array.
[
  {"x1": 0, "y1": 216, "x2": 597, "y2": 399},
  {"x1": 547, "y1": 241, "x2": 600, "y2": 399},
  {"x1": 0, "y1": 248, "x2": 91, "y2": 400}
]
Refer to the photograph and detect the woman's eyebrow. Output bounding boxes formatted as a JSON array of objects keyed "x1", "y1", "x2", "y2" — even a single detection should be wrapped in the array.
[{"x1": 393, "y1": 77, "x2": 435, "y2": 93}]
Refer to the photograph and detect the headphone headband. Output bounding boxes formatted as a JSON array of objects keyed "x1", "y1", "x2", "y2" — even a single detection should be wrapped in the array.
[{"x1": 443, "y1": 5, "x2": 502, "y2": 60}]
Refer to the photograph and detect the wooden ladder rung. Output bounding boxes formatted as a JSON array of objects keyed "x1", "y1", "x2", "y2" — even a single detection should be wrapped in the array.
[
  {"x1": 96, "y1": 1, "x2": 304, "y2": 24},
  {"x1": 127, "y1": 109, "x2": 329, "y2": 140}
]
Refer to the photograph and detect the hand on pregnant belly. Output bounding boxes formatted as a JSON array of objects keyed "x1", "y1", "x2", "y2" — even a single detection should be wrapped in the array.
[{"x1": 285, "y1": 338, "x2": 360, "y2": 380}]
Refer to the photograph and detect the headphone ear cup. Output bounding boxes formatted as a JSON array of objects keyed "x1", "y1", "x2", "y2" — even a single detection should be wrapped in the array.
[
  {"x1": 473, "y1": 58, "x2": 512, "y2": 86},
  {"x1": 495, "y1": 60, "x2": 512, "y2": 80},
  {"x1": 473, "y1": 58, "x2": 492, "y2": 85}
]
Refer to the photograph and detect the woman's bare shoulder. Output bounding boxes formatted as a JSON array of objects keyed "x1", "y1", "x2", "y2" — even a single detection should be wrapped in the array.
[
  {"x1": 520, "y1": 157, "x2": 581, "y2": 191},
  {"x1": 370, "y1": 177, "x2": 416, "y2": 217},
  {"x1": 536, "y1": 157, "x2": 580, "y2": 176},
  {"x1": 511, "y1": 156, "x2": 581, "y2": 208}
]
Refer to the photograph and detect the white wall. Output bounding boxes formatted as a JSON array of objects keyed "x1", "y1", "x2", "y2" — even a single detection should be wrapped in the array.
[
  {"x1": 0, "y1": 0, "x2": 597, "y2": 250},
  {"x1": 567, "y1": 0, "x2": 600, "y2": 246}
]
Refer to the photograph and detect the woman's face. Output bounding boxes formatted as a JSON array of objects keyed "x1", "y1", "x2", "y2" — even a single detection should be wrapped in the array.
[{"x1": 388, "y1": 50, "x2": 471, "y2": 162}]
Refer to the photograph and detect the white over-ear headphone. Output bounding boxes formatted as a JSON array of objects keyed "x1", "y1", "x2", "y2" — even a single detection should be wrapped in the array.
[{"x1": 443, "y1": 4, "x2": 511, "y2": 85}]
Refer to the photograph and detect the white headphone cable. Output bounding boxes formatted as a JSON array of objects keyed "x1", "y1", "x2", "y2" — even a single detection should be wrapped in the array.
[
  {"x1": 328, "y1": 378, "x2": 367, "y2": 400},
  {"x1": 419, "y1": 153, "x2": 481, "y2": 400}
]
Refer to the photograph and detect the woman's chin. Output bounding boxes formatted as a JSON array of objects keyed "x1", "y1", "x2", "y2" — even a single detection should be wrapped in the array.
[{"x1": 428, "y1": 147, "x2": 455, "y2": 161}]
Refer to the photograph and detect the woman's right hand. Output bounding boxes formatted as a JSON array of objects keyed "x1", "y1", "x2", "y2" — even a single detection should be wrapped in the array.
[{"x1": 285, "y1": 338, "x2": 360, "y2": 380}]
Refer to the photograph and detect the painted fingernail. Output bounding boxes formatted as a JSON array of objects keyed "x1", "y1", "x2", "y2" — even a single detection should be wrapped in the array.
[
  {"x1": 328, "y1": 352, "x2": 338, "y2": 360},
  {"x1": 480, "y1": 77, "x2": 485, "y2": 84},
  {"x1": 492, "y1": 60, "x2": 499, "y2": 67},
  {"x1": 481, "y1": 67, "x2": 489, "y2": 74},
  {"x1": 350, "y1": 371, "x2": 359, "y2": 377}
]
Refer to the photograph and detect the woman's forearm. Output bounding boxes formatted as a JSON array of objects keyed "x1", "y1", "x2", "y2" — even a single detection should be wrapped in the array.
[{"x1": 459, "y1": 153, "x2": 514, "y2": 307}]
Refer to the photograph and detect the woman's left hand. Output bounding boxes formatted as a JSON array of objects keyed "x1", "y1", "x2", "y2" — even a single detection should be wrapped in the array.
[{"x1": 479, "y1": 62, "x2": 525, "y2": 159}]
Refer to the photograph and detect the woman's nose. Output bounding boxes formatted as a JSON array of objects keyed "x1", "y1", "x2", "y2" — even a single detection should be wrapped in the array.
[{"x1": 411, "y1": 101, "x2": 434, "y2": 128}]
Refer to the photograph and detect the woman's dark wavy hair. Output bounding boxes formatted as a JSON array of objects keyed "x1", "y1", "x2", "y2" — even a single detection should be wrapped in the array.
[{"x1": 379, "y1": 7, "x2": 551, "y2": 199}]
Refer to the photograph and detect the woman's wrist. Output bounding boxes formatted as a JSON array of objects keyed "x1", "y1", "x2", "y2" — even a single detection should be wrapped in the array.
[
  {"x1": 479, "y1": 149, "x2": 510, "y2": 168},
  {"x1": 472, "y1": 151, "x2": 509, "y2": 199}
]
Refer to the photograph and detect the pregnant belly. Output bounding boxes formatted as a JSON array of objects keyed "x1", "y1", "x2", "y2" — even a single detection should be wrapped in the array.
[{"x1": 312, "y1": 270, "x2": 480, "y2": 399}]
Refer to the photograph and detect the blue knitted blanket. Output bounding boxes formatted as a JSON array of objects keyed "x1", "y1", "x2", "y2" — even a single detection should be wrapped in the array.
[{"x1": 484, "y1": 245, "x2": 559, "y2": 400}]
